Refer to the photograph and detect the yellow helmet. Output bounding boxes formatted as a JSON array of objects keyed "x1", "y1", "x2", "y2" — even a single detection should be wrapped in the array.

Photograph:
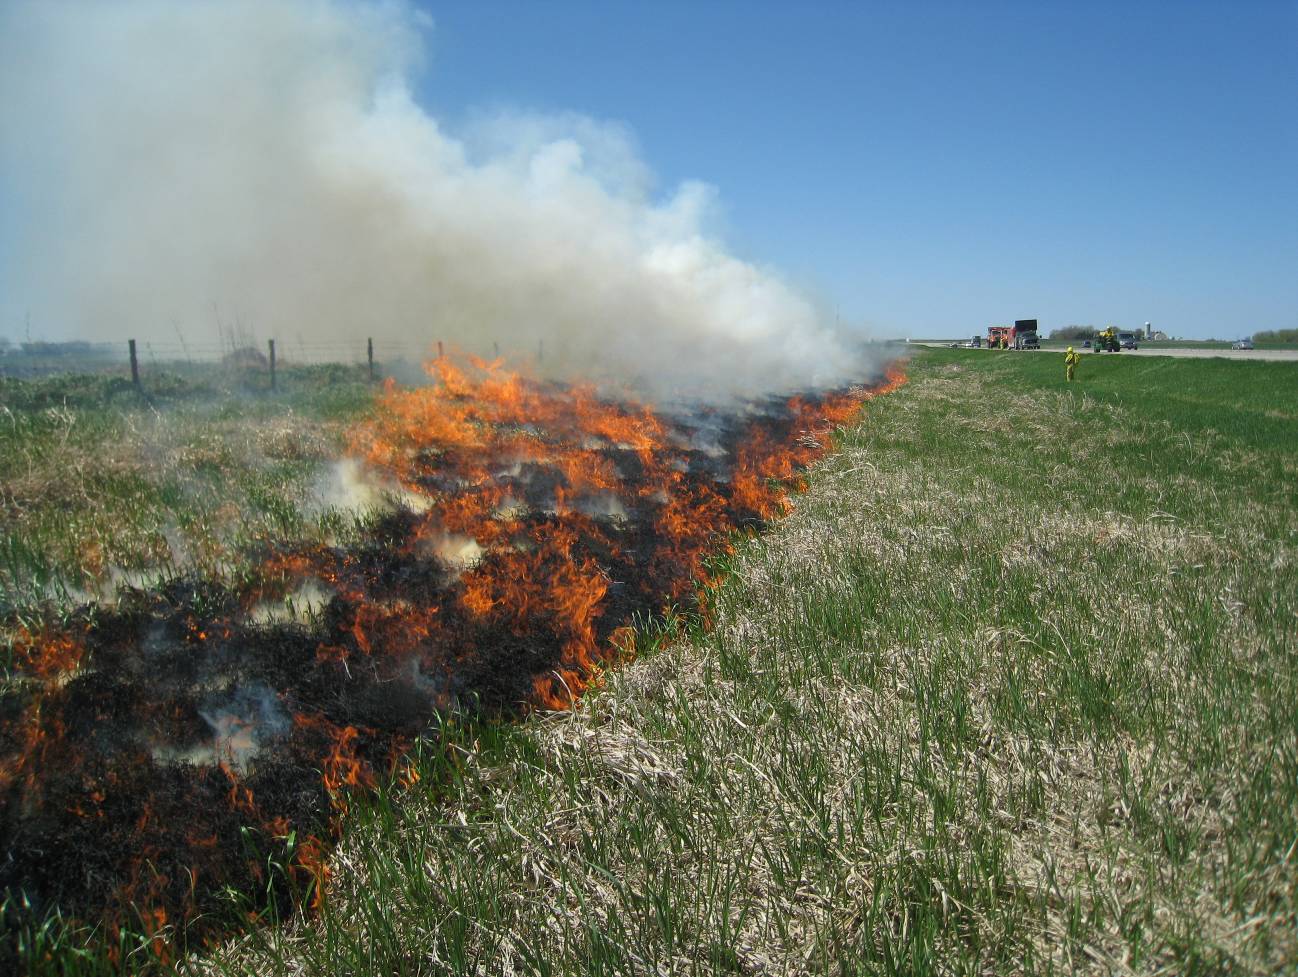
[{"x1": 1067, "y1": 346, "x2": 1074, "y2": 353}]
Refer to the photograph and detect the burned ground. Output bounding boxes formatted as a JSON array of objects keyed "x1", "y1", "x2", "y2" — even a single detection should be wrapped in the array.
[
  {"x1": 0, "y1": 358, "x2": 896, "y2": 964},
  {"x1": 194, "y1": 351, "x2": 1295, "y2": 977}
]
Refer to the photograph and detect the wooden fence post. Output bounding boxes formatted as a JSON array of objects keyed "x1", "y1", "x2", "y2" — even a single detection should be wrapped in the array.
[
  {"x1": 128, "y1": 339, "x2": 140, "y2": 389},
  {"x1": 268, "y1": 339, "x2": 276, "y2": 391},
  {"x1": 367, "y1": 337, "x2": 374, "y2": 382}
]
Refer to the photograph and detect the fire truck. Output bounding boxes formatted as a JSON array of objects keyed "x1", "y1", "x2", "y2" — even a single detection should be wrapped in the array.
[{"x1": 986, "y1": 319, "x2": 1040, "y2": 350}]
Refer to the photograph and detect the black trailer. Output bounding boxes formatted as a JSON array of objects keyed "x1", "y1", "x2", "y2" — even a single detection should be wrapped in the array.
[{"x1": 1014, "y1": 319, "x2": 1040, "y2": 349}]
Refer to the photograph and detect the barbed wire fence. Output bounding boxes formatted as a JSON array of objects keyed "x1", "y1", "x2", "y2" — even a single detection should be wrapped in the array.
[{"x1": 0, "y1": 335, "x2": 516, "y2": 385}]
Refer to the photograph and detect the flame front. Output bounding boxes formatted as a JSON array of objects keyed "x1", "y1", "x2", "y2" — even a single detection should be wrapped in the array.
[{"x1": 0, "y1": 353, "x2": 906, "y2": 954}]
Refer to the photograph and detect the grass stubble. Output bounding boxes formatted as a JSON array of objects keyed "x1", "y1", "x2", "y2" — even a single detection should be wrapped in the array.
[
  {"x1": 3, "y1": 351, "x2": 1294, "y2": 974},
  {"x1": 176, "y1": 351, "x2": 1295, "y2": 976}
]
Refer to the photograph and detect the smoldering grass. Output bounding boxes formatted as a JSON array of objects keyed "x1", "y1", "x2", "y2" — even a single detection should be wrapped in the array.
[
  {"x1": 7, "y1": 352, "x2": 1296, "y2": 974},
  {"x1": 179, "y1": 349, "x2": 1298, "y2": 977}
]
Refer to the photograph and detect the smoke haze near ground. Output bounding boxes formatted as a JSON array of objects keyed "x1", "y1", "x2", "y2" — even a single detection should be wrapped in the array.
[{"x1": 0, "y1": 0, "x2": 870, "y2": 400}]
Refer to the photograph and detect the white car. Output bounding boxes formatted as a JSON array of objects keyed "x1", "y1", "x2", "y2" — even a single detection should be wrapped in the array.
[{"x1": 1232, "y1": 339, "x2": 1254, "y2": 350}]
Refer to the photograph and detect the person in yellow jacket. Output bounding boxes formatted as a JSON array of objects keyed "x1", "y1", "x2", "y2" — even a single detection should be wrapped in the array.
[{"x1": 1065, "y1": 346, "x2": 1080, "y2": 382}]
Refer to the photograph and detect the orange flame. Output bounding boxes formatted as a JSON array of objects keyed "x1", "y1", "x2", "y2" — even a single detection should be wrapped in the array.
[{"x1": 0, "y1": 348, "x2": 907, "y2": 958}]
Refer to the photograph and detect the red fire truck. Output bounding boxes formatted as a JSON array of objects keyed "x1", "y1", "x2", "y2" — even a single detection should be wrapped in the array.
[{"x1": 986, "y1": 319, "x2": 1040, "y2": 350}]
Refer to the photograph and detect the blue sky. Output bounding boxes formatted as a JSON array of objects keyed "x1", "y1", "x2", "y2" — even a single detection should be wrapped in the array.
[{"x1": 413, "y1": 0, "x2": 1296, "y2": 339}]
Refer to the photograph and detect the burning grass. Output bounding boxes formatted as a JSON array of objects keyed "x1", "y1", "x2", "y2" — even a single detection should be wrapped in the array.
[
  {"x1": 193, "y1": 350, "x2": 1295, "y2": 976},
  {"x1": 0, "y1": 354, "x2": 900, "y2": 969}
]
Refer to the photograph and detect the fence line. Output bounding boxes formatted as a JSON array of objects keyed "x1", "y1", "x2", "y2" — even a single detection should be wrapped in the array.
[{"x1": 0, "y1": 336, "x2": 538, "y2": 384}]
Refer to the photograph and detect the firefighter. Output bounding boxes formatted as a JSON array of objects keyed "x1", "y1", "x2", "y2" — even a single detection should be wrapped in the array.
[{"x1": 1065, "y1": 345, "x2": 1080, "y2": 382}]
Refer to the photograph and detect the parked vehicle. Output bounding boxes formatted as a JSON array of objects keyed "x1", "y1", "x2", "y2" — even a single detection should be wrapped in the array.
[
  {"x1": 986, "y1": 319, "x2": 1039, "y2": 350},
  {"x1": 1093, "y1": 327, "x2": 1121, "y2": 352},
  {"x1": 987, "y1": 325, "x2": 1013, "y2": 349}
]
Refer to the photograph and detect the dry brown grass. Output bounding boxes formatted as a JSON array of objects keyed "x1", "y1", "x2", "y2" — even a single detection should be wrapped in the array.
[{"x1": 188, "y1": 354, "x2": 1297, "y2": 976}]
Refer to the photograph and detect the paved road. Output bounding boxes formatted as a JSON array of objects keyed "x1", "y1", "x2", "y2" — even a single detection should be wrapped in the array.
[
  {"x1": 909, "y1": 343, "x2": 1298, "y2": 362},
  {"x1": 1117, "y1": 346, "x2": 1298, "y2": 362}
]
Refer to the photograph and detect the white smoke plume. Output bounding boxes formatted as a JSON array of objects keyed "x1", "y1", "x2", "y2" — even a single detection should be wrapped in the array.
[{"x1": 0, "y1": 0, "x2": 868, "y2": 399}]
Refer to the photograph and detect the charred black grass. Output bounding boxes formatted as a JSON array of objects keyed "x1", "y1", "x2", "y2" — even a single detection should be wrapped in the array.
[
  {"x1": 189, "y1": 349, "x2": 1295, "y2": 976},
  {"x1": 1, "y1": 365, "x2": 863, "y2": 973}
]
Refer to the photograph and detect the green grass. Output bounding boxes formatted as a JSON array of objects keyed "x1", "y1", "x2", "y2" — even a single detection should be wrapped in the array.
[
  {"x1": 7, "y1": 351, "x2": 1296, "y2": 975},
  {"x1": 0, "y1": 365, "x2": 378, "y2": 614},
  {"x1": 177, "y1": 349, "x2": 1295, "y2": 976},
  {"x1": 946, "y1": 348, "x2": 1298, "y2": 456}
]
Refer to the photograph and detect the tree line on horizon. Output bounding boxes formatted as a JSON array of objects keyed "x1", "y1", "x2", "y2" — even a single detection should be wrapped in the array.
[
  {"x1": 1252, "y1": 328, "x2": 1298, "y2": 343},
  {"x1": 1048, "y1": 326, "x2": 1098, "y2": 340}
]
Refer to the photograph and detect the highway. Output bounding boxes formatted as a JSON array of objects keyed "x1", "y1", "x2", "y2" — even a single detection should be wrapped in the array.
[{"x1": 909, "y1": 342, "x2": 1298, "y2": 362}]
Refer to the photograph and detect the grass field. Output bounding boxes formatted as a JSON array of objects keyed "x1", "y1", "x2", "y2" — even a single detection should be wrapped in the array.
[
  {"x1": 0, "y1": 364, "x2": 377, "y2": 615},
  {"x1": 6, "y1": 350, "x2": 1296, "y2": 975},
  {"x1": 180, "y1": 350, "x2": 1295, "y2": 976}
]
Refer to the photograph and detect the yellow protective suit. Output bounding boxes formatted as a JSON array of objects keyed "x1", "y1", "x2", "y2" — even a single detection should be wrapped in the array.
[{"x1": 1065, "y1": 346, "x2": 1080, "y2": 382}]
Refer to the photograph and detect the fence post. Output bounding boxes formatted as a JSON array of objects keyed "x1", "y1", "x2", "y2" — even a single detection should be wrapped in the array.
[
  {"x1": 367, "y1": 337, "x2": 374, "y2": 382},
  {"x1": 128, "y1": 339, "x2": 140, "y2": 389},
  {"x1": 493, "y1": 341, "x2": 500, "y2": 359},
  {"x1": 437, "y1": 340, "x2": 444, "y2": 360},
  {"x1": 268, "y1": 339, "x2": 276, "y2": 391}
]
